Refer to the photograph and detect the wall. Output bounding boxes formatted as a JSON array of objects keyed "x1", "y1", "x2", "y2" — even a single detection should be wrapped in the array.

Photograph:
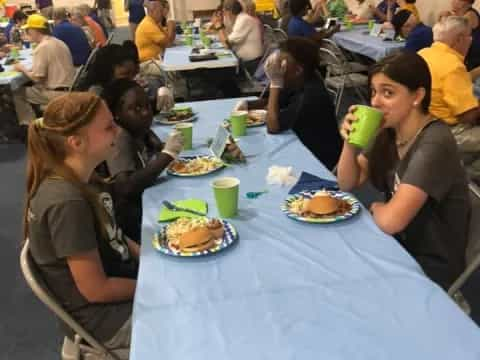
[{"x1": 5, "y1": 0, "x2": 480, "y2": 25}]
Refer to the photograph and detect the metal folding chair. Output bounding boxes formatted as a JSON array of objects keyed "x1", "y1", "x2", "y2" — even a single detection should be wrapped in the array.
[
  {"x1": 20, "y1": 240, "x2": 119, "y2": 360},
  {"x1": 447, "y1": 183, "x2": 480, "y2": 315},
  {"x1": 105, "y1": 32, "x2": 115, "y2": 46},
  {"x1": 320, "y1": 38, "x2": 369, "y2": 75},
  {"x1": 318, "y1": 47, "x2": 369, "y2": 116},
  {"x1": 69, "y1": 65, "x2": 85, "y2": 92},
  {"x1": 273, "y1": 28, "x2": 288, "y2": 42}
]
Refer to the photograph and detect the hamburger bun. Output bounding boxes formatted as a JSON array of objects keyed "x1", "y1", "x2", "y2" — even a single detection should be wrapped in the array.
[
  {"x1": 179, "y1": 227, "x2": 215, "y2": 252},
  {"x1": 305, "y1": 195, "x2": 339, "y2": 215}
]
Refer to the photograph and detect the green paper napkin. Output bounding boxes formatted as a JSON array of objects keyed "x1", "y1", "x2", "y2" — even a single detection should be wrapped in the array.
[{"x1": 158, "y1": 199, "x2": 208, "y2": 222}]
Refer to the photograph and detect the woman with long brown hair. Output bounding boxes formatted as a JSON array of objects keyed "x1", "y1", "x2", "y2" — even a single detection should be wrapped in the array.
[
  {"x1": 337, "y1": 52, "x2": 471, "y2": 290},
  {"x1": 24, "y1": 92, "x2": 138, "y2": 357}
]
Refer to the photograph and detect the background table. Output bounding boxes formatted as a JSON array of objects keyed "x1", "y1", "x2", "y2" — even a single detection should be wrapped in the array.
[
  {"x1": 161, "y1": 44, "x2": 238, "y2": 72},
  {"x1": 332, "y1": 26, "x2": 405, "y2": 61},
  {"x1": 132, "y1": 98, "x2": 480, "y2": 360},
  {"x1": 0, "y1": 48, "x2": 32, "y2": 91}
]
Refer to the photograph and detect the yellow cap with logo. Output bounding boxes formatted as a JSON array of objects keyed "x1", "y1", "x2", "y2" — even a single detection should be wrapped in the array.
[{"x1": 22, "y1": 14, "x2": 48, "y2": 30}]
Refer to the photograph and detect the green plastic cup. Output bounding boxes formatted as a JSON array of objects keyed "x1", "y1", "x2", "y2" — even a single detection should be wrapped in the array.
[
  {"x1": 368, "y1": 20, "x2": 375, "y2": 30},
  {"x1": 348, "y1": 105, "x2": 383, "y2": 149},
  {"x1": 175, "y1": 123, "x2": 193, "y2": 150},
  {"x1": 10, "y1": 47, "x2": 19, "y2": 59},
  {"x1": 212, "y1": 177, "x2": 240, "y2": 218},
  {"x1": 184, "y1": 34, "x2": 193, "y2": 46},
  {"x1": 230, "y1": 110, "x2": 247, "y2": 137},
  {"x1": 202, "y1": 36, "x2": 211, "y2": 47}
]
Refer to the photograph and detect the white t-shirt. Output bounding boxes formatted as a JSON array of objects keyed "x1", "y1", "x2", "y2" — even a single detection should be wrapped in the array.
[
  {"x1": 228, "y1": 12, "x2": 263, "y2": 61},
  {"x1": 345, "y1": 0, "x2": 377, "y2": 19}
]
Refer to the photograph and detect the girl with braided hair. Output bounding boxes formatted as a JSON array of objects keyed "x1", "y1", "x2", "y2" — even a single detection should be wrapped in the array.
[{"x1": 24, "y1": 92, "x2": 137, "y2": 357}]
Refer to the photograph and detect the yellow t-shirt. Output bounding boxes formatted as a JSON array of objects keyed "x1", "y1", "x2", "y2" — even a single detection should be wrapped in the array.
[
  {"x1": 418, "y1": 42, "x2": 479, "y2": 125},
  {"x1": 135, "y1": 15, "x2": 167, "y2": 62},
  {"x1": 401, "y1": 4, "x2": 420, "y2": 20}
]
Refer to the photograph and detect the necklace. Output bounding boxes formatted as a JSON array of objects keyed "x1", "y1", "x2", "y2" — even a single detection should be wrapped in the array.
[{"x1": 396, "y1": 119, "x2": 435, "y2": 149}]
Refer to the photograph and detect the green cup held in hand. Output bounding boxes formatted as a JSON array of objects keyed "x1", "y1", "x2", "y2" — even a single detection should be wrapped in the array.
[
  {"x1": 347, "y1": 105, "x2": 383, "y2": 149},
  {"x1": 175, "y1": 123, "x2": 193, "y2": 150}
]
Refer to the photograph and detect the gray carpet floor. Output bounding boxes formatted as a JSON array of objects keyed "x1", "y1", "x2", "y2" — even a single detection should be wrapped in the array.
[{"x1": 1, "y1": 27, "x2": 478, "y2": 360}]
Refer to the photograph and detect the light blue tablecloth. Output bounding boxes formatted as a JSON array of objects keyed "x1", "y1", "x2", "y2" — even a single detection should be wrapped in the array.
[
  {"x1": 132, "y1": 98, "x2": 480, "y2": 360},
  {"x1": 0, "y1": 48, "x2": 32, "y2": 91},
  {"x1": 161, "y1": 44, "x2": 238, "y2": 72},
  {"x1": 332, "y1": 27, "x2": 405, "y2": 61}
]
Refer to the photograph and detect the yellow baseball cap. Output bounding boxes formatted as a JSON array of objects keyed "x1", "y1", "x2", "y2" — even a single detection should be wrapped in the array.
[{"x1": 22, "y1": 14, "x2": 48, "y2": 30}]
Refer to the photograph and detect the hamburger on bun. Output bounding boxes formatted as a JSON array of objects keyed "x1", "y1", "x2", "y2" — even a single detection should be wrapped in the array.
[
  {"x1": 178, "y1": 227, "x2": 215, "y2": 252},
  {"x1": 304, "y1": 195, "x2": 339, "y2": 215}
]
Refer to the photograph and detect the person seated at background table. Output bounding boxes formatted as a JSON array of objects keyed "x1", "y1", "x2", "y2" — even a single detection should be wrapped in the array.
[
  {"x1": 337, "y1": 51, "x2": 470, "y2": 290},
  {"x1": 79, "y1": 3, "x2": 109, "y2": 38},
  {"x1": 25, "y1": 92, "x2": 138, "y2": 359},
  {"x1": 12, "y1": 14, "x2": 75, "y2": 126},
  {"x1": 100, "y1": 79, "x2": 183, "y2": 242},
  {"x1": 94, "y1": 0, "x2": 115, "y2": 32},
  {"x1": 391, "y1": 9, "x2": 432, "y2": 52},
  {"x1": 70, "y1": 8, "x2": 97, "y2": 47},
  {"x1": 418, "y1": 16, "x2": 480, "y2": 181},
  {"x1": 439, "y1": 0, "x2": 480, "y2": 70},
  {"x1": 135, "y1": 0, "x2": 176, "y2": 77},
  {"x1": 345, "y1": 0, "x2": 376, "y2": 19},
  {"x1": 35, "y1": 0, "x2": 53, "y2": 19},
  {"x1": 4, "y1": 10, "x2": 27, "y2": 44},
  {"x1": 317, "y1": 0, "x2": 349, "y2": 20},
  {"x1": 276, "y1": 0, "x2": 293, "y2": 33},
  {"x1": 238, "y1": 37, "x2": 342, "y2": 170},
  {"x1": 52, "y1": 7, "x2": 92, "y2": 67},
  {"x1": 287, "y1": 0, "x2": 340, "y2": 44},
  {"x1": 74, "y1": 4, "x2": 107, "y2": 47},
  {"x1": 372, "y1": 0, "x2": 398, "y2": 23},
  {"x1": 213, "y1": 0, "x2": 263, "y2": 74},
  {"x1": 126, "y1": 0, "x2": 146, "y2": 41},
  {"x1": 395, "y1": 0, "x2": 419, "y2": 20}
]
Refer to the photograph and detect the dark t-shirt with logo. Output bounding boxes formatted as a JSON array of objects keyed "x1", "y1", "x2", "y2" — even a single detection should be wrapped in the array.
[{"x1": 28, "y1": 177, "x2": 138, "y2": 342}]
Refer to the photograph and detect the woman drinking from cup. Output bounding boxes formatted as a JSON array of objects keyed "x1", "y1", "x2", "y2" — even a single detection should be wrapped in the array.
[
  {"x1": 337, "y1": 52, "x2": 471, "y2": 290},
  {"x1": 100, "y1": 79, "x2": 183, "y2": 242},
  {"x1": 24, "y1": 92, "x2": 138, "y2": 358}
]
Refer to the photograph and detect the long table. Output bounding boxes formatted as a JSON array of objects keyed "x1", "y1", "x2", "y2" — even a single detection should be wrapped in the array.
[
  {"x1": 332, "y1": 26, "x2": 405, "y2": 61},
  {"x1": 0, "y1": 48, "x2": 32, "y2": 90},
  {"x1": 132, "y1": 98, "x2": 480, "y2": 360},
  {"x1": 161, "y1": 44, "x2": 238, "y2": 72}
]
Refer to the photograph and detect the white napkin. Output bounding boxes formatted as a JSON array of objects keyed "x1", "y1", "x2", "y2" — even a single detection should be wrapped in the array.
[{"x1": 266, "y1": 166, "x2": 298, "y2": 186}]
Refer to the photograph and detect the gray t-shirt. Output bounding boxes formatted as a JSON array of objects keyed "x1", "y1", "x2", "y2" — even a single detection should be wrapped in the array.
[
  {"x1": 387, "y1": 121, "x2": 471, "y2": 288},
  {"x1": 28, "y1": 178, "x2": 137, "y2": 342}
]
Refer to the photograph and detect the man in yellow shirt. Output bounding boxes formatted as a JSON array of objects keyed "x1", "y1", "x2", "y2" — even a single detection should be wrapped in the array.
[
  {"x1": 419, "y1": 16, "x2": 480, "y2": 179},
  {"x1": 135, "y1": 0, "x2": 175, "y2": 75}
]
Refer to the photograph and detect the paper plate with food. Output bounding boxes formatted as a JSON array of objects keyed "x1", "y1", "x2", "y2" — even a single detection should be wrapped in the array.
[
  {"x1": 155, "y1": 106, "x2": 197, "y2": 125},
  {"x1": 223, "y1": 109, "x2": 266, "y2": 128},
  {"x1": 282, "y1": 190, "x2": 360, "y2": 223},
  {"x1": 152, "y1": 217, "x2": 238, "y2": 257},
  {"x1": 167, "y1": 155, "x2": 225, "y2": 176}
]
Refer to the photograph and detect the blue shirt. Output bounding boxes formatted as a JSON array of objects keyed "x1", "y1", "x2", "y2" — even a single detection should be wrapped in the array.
[
  {"x1": 4, "y1": 20, "x2": 14, "y2": 43},
  {"x1": 287, "y1": 16, "x2": 316, "y2": 38},
  {"x1": 53, "y1": 20, "x2": 91, "y2": 66},
  {"x1": 405, "y1": 23, "x2": 433, "y2": 53}
]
